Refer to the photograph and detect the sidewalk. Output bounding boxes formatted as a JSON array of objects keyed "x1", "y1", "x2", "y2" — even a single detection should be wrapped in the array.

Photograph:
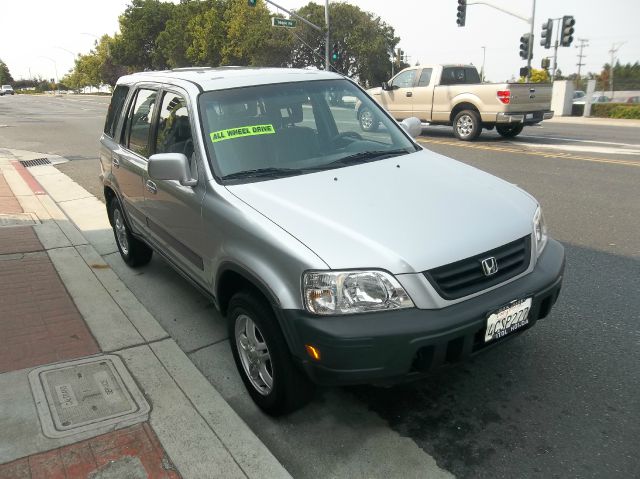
[{"x1": 0, "y1": 150, "x2": 290, "y2": 478}]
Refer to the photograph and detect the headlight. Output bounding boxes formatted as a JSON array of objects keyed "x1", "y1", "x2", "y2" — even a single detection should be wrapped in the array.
[
  {"x1": 303, "y1": 270, "x2": 414, "y2": 315},
  {"x1": 533, "y1": 206, "x2": 548, "y2": 257}
]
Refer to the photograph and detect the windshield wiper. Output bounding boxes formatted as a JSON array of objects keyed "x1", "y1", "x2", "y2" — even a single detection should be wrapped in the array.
[
  {"x1": 221, "y1": 167, "x2": 304, "y2": 180},
  {"x1": 323, "y1": 149, "x2": 411, "y2": 168}
]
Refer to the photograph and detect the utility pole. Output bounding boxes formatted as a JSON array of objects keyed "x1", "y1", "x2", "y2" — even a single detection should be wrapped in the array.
[
  {"x1": 575, "y1": 38, "x2": 588, "y2": 90},
  {"x1": 608, "y1": 42, "x2": 625, "y2": 97},
  {"x1": 481, "y1": 46, "x2": 486, "y2": 82}
]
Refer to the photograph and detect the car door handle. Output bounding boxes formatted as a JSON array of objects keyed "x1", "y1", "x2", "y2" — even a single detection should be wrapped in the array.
[
  {"x1": 112, "y1": 155, "x2": 120, "y2": 168},
  {"x1": 145, "y1": 180, "x2": 157, "y2": 194},
  {"x1": 406, "y1": 91, "x2": 413, "y2": 97}
]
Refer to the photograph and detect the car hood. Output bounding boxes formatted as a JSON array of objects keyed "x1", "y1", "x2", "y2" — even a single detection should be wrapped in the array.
[{"x1": 225, "y1": 149, "x2": 537, "y2": 274}]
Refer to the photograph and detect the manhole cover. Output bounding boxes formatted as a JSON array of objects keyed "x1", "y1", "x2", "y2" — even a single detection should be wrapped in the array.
[
  {"x1": 29, "y1": 355, "x2": 150, "y2": 438},
  {"x1": 0, "y1": 213, "x2": 39, "y2": 227}
]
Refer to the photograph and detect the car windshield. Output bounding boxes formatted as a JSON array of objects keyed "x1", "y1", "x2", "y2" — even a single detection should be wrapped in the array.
[{"x1": 198, "y1": 79, "x2": 418, "y2": 183}]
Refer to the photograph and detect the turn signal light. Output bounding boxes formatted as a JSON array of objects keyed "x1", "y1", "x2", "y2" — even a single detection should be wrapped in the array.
[
  {"x1": 497, "y1": 90, "x2": 511, "y2": 104},
  {"x1": 305, "y1": 344, "x2": 321, "y2": 361}
]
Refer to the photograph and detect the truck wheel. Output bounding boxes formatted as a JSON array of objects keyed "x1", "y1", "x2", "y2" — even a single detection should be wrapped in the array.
[
  {"x1": 453, "y1": 110, "x2": 481, "y2": 141},
  {"x1": 496, "y1": 124, "x2": 524, "y2": 138},
  {"x1": 359, "y1": 106, "x2": 379, "y2": 132},
  {"x1": 228, "y1": 290, "x2": 313, "y2": 416},
  {"x1": 110, "y1": 197, "x2": 153, "y2": 267}
]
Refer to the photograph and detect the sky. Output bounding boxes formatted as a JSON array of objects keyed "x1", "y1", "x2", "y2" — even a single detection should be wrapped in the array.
[{"x1": 1, "y1": 0, "x2": 639, "y2": 83}]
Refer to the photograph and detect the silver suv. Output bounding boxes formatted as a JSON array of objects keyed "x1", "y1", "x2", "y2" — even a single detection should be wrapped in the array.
[{"x1": 100, "y1": 67, "x2": 564, "y2": 415}]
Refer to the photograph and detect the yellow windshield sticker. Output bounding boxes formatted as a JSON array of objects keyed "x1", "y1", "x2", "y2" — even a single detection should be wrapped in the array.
[{"x1": 210, "y1": 124, "x2": 275, "y2": 143}]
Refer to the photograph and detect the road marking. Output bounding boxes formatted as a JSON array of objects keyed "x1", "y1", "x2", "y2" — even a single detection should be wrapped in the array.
[
  {"x1": 515, "y1": 141, "x2": 640, "y2": 156},
  {"x1": 418, "y1": 138, "x2": 640, "y2": 168},
  {"x1": 518, "y1": 134, "x2": 640, "y2": 148}
]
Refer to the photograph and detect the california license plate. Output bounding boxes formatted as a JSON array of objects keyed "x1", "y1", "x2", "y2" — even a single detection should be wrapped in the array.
[{"x1": 484, "y1": 298, "x2": 532, "y2": 343}]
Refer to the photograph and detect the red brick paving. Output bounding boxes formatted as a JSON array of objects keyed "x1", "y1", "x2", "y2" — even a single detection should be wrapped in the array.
[
  {"x1": 0, "y1": 423, "x2": 181, "y2": 479},
  {"x1": 0, "y1": 253, "x2": 99, "y2": 373},
  {"x1": 0, "y1": 226, "x2": 43, "y2": 255},
  {"x1": 0, "y1": 173, "x2": 23, "y2": 213}
]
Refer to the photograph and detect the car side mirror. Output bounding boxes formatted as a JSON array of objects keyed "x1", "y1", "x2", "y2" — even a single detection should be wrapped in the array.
[
  {"x1": 148, "y1": 153, "x2": 197, "y2": 187},
  {"x1": 400, "y1": 117, "x2": 422, "y2": 139},
  {"x1": 381, "y1": 81, "x2": 390, "y2": 91}
]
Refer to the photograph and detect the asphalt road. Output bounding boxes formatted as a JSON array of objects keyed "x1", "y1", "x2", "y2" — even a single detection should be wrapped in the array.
[{"x1": 1, "y1": 94, "x2": 638, "y2": 478}]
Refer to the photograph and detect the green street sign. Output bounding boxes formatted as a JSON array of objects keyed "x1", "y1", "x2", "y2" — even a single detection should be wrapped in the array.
[{"x1": 271, "y1": 17, "x2": 297, "y2": 28}]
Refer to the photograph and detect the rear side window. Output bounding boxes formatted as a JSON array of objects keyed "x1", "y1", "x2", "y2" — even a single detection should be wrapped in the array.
[
  {"x1": 417, "y1": 68, "x2": 433, "y2": 87},
  {"x1": 103, "y1": 85, "x2": 129, "y2": 138},
  {"x1": 126, "y1": 89, "x2": 157, "y2": 157},
  {"x1": 440, "y1": 67, "x2": 481, "y2": 85}
]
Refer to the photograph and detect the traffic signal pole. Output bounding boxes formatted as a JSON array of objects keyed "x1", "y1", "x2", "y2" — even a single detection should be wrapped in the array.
[
  {"x1": 259, "y1": 0, "x2": 330, "y2": 70},
  {"x1": 526, "y1": 0, "x2": 536, "y2": 81},
  {"x1": 467, "y1": 1, "x2": 535, "y2": 80}
]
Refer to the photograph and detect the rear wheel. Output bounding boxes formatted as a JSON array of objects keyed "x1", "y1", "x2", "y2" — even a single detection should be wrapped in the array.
[
  {"x1": 110, "y1": 197, "x2": 153, "y2": 267},
  {"x1": 496, "y1": 123, "x2": 524, "y2": 138},
  {"x1": 453, "y1": 109, "x2": 481, "y2": 141},
  {"x1": 228, "y1": 290, "x2": 313, "y2": 416},
  {"x1": 358, "y1": 106, "x2": 379, "y2": 132}
]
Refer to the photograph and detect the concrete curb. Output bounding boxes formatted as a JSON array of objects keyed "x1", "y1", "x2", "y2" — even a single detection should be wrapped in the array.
[
  {"x1": 547, "y1": 116, "x2": 640, "y2": 127},
  {"x1": 0, "y1": 151, "x2": 291, "y2": 478}
]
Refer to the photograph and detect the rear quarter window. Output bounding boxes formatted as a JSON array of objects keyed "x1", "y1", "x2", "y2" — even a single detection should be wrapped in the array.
[
  {"x1": 104, "y1": 85, "x2": 130, "y2": 138},
  {"x1": 440, "y1": 67, "x2": 481, "y2": 85}
]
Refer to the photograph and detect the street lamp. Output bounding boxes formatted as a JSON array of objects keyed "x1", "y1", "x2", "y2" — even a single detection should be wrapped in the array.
[
  {"x1": 481, "y1": 46, "x2": 486, "y2": 82},
  {"x1": 38, "y1": 56, "x2": 58, "y2": 83}
]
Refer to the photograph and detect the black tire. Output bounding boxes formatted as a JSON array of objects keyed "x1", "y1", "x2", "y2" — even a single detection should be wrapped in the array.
[
  {"x1": 453, "y1": 109, "x2": 482, "y2": 141},
  {"x1": 496, "y1": 123, "x2": 524, "y2": 138},
  {"x1": 228, "y1": 290, "x2": 313, "y2": 416},
  {"x1": 358, "y1": 106, "x2": 379, "y2": 132},
  {"x1": 110, "y1": 197, "x2": 152, "y2": 267}
]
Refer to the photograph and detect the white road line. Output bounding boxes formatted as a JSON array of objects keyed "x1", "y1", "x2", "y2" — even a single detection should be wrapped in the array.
[{"x1": 517, "y1": 134, "x2": 640, "y2": 148}]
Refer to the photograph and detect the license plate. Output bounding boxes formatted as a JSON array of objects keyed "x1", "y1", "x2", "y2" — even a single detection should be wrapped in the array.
[
  {"x1": 526, "y1": 113, "x2": 534, "y2": 119},
  {"x1": 484, "y1": 298, "x2": 532, "y2": 343}
]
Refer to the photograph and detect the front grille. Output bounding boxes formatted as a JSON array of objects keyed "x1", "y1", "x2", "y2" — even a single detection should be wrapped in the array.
[{"x1": 424, "y1": 235, "x2": 531, "y2": 300}]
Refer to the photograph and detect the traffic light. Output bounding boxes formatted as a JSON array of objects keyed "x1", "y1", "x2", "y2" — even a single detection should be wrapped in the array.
[
  {"x1": 519, "y1": 66, "x2": 530, "y2": 78},
  {"x1": 331, "y1": 43, "x2": 339, "y2": 62},
  {"x1": 560, "y1": 15, "x2": 575, "y2": 47},
  {"x1": 541, "y1": 57, "x2": 551, "y2": 70},
  {"x1": 456, "y1": 0, "x2": 466, "y2": 27},
  {"x1": 519, "y1": 33, "x2": 533, "y2": 60},
  {"x1": 247, "y1": 0, "x2": 257, "y2": 6},
  {"x1": 540, "y1": 18, "x2": 553, "y2": 49}
]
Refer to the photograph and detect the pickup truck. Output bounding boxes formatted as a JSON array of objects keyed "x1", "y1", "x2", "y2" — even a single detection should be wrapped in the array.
[{"x1": 358, "y1": 64, "x2": 553, "y2": 141}]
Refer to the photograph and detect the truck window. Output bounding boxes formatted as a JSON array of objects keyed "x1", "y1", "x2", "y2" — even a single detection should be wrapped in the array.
[
  {"x1": 417, "y1": 68, "x2": 433, "y2": 87},
  {"x1": 126, "y1": 89, "x2": 157, "y2": 158},
  {"x1": 391, "y1": 70, "x2": 416, "y2": 89},
  {"x1": 440, "y1": 67, "x2": 481, "y2": 85}
]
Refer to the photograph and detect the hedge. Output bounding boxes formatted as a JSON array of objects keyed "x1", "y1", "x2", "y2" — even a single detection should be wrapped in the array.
[{"x1": 591, "y1": 103, "x2": 640, "y2": 119}]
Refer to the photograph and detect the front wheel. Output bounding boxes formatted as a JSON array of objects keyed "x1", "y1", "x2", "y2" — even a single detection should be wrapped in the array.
[
  {"x1": 228, "y1": 291, "x2": 313, "y2": 416},
  {"x1": 358, "y1": 106, "x2": 379, "y2": 132},
  {"x1": 110, "y1": 197, "x2": 153, "y2": 267},
  {"x1": 453, "y1": 109, "x2": 482, "y2": 141},
  {"x1": 496, "y1": 123, "x2": 524, "y2": 138}
]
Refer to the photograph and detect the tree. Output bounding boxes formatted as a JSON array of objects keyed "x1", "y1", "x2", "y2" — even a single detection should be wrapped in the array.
[
  {"x1": 291, "y1": 2, "x2": 399, "y2": 86},
  {"x1": 0, "y1": 59, "x2": 14, "y2": 85},
  {"x1": 518, "y1": 68, "x2": 550, "y2": 83},
  {"x1": 111, "y1": 0, "x2": 176, "y2": 71}
]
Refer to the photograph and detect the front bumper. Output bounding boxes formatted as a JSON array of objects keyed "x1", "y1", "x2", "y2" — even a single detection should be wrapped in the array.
[
  {"x1": 496, "y1": 110, "x2": 554, "y2": 124},
  {"x1": 276, "y1": 239, "x2": 565, "y2": 386}
]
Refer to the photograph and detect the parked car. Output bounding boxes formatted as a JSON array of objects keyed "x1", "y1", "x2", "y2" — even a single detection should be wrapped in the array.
[
  {"x1": 356, "y1": 64, "x2": 553, "y2": 141},
  {"x1": 0, "y1": 85, "x2": 15, "y2": 96},
  {"x1": 573, "y1": 94, "x2": 611, "y2": 105},
  {"x1": 100, "y1": 67, "x2": 565, "y2": 415},
  {"x1": 572, "y1": 90, "x2": 586, "y2": 101},
  {"x1": 626, "y1": 96, "x2": 640, "y2": 104}
]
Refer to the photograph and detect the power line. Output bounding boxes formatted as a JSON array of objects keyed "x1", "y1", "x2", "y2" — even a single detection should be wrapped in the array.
[{"x1": 608, "y1": 41, "x2": 626, "y2": 96}]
